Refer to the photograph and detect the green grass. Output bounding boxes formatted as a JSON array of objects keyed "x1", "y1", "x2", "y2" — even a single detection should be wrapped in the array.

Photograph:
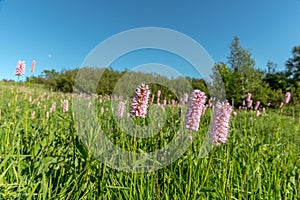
[{"x1": 0, "y1": 84, "x2": 299, "y2": 199}]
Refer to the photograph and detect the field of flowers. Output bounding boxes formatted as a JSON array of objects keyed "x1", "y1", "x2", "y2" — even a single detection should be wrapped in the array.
[{"x1": 0, "y1": 80, "x2": 299, "y2": 199}]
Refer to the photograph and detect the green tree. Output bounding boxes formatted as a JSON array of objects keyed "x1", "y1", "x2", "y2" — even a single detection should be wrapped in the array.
[
  {"x1": 286, "y1": 46, "x2": 300, "y2": 81},
  {"x1": 266, "y1": 60, "x2": 277, "y2": 74},
  {"x1": 227, "y1": 36, "x2": 255, "y2": 72},
  {"x1": 226, "y1": 36, "x2": 264, "y2": 105}
]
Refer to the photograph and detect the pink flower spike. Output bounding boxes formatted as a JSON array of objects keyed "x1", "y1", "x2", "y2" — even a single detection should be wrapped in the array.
[
  {"x1": 254, "y1": 101, "x2": 260, "y2": 111},
  {"x1": 247, "y1": 99, "x2": 252, "y2": 108},
  {"x1": 185, "y1": 90, "x2": 206, "y2": 131},
  {"x1": 256, "y1": 110, "x2": 260, "y2": 117},
  {"x1": 157, "y1": 90, "x2": 161, "y2": 105},
  {"x1": 151, "y1": 94, "x2": 155, "y2": 104},
  {"x1": 184, "y1": 93, "x2": 189, "y2": 104},
  {"x1": 246, "y1": 93, "x2": 252, "y2": 101},
  {"x1": 117, "y1": 101, "x2": 125, "y2": 118},
  {"x1": 163, "y1": 98, "x2": 167, "y2": 106},
  {"x1": 63, "y1": 99, "x2": 69, "y2": 113},
  {"x1": 157, "y1": 90, "x2": 161, "y2": 98},
  {"x1": 15, "y1": 60, "x2": 26, "y2": 76},
  {"x1": 130, "y1": 83, "x2": 150, "y2": 118},
  {"x1": 171, "y1": 99, "x2": 175, "y2": 105},
  {"x1": 31, "y1": 60, "x2": 36, "y2": 73},
  {"x1": 156, "y1": 95, "x2": 160, "y2": 105},
  {"x1": 279, "y1": 102, "x2": 284, "y2": 109},
  {"x1": 284, "y1": 92, "x2": 291, "y2": 104},
  {"x1": 209, "y1": 101, "x2": 232, "y2": 146},
  {"x1": 31, "y1": 111, "x2": 35, "y2": 119}
]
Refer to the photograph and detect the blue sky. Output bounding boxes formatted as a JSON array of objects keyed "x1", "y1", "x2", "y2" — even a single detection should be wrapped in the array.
[{"x1": 0, "y1": 0, "x2": 300, "y2": 80}]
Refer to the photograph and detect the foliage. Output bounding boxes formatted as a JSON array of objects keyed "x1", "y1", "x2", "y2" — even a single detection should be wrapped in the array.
[
  {"x1": 286, "y1": 46, "x2": 300, "y2": 81},
  {"x1": 226, "y1": 36, "x2": 268, "y2": 105}
]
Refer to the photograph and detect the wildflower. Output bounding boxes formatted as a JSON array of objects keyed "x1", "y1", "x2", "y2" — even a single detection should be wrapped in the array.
[
  {"x1": 63, "y1": 99, "x2": 69, "y2": 113},
  {"x1": 31, "y1": 111, "x2": 35, "y2": 119},
  {"x1": 246, "y1": 93, "x2": 252, "y2": 101},
  {"x1": 180, "y1": 98, "x2": 185, "y2": 105},
  {"x1": 254, "y1": 101, "x2": 260, "y2": 111},
  {"x1": 185, "y1": 90, "x2": 206, "y2": 131},
  {"x1": 202, "y1": 104, "x2": 208, "y2": 116},
  {"x1": 163, "y1": 98, "x2": 167, "y2": 106},
  {"x1": 209, "y1": 101, "x2": 232, "y2": 146},
  {"x1": 117, "y1": 101, "x2": 125, "y2": 118},
  {"x1": 171, "y1": 99, "x2": 175, "y2": 105},
  {"x1": 156, "y1": 91, "x2": 161, "y2": 105},
  {"x1": 151, "y1": 94, "x2": 155, "y2": 104},
  {"x1": 157, "y1": 90, "x2": 161, "y2": 98},
  {"x1": 262, "y1": 107, "x2": 266, "y2": 114},
  {"x1": 31, "y1": 60, "x2": 35, "y2": 73},
  {"x1": 15, "y1": 60, "x2": 26, "y2": 76},
  {"x1": 52, "y1": 102, "x2": 56, "y2": 110},
  {"x1": 247, "y1": 99, "x2": 252, "y2": 108},
  {"x1": 208, "y1": 97, "x2": 213, "y2": 107},
  {"x1": 256, "y1": 110, "x2": 260, "y2": 117},
  {"x1": 279, "y1": 102, "x2": 284, "y2": 109},
  {"x1": 130, "y1": 83, "x2": 150, "y2": 118},
  {"x1": 183, "y1": 93, "x2": 189, "y2": 104},
  {"x1": 100, "y1": 107, "x2": 104, "y2": 114},
  {"x1": 46, "y1": 112, "x2": 49, "y2": 118},
  {"x1": 284, "y1": 92, "x2": 291, "y2": 104}
]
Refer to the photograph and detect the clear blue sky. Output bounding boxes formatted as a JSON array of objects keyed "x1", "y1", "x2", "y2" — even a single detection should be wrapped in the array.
[{"x1": 0, "y1": 0, "x2": 300, "y2": 81}]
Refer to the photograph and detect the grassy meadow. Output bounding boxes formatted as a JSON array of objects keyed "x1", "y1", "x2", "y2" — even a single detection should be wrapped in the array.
[{"x1": 0, "y1": 81, "x2": 299, "y2": 199}]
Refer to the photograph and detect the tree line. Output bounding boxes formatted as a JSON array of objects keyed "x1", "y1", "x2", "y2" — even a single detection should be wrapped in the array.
[{"x1": 22, "y1": 36, "x2": 300, "y2": 107}]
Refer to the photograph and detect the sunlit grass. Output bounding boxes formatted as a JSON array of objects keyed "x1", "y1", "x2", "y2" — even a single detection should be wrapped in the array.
[{"x1": 0, "y1": 84, "x2": 299, "y2": 199}]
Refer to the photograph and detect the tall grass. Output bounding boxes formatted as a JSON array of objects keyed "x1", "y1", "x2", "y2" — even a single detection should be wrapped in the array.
[{"x1": 0, "y1": 84, "x2": 299, "y2": 199}]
